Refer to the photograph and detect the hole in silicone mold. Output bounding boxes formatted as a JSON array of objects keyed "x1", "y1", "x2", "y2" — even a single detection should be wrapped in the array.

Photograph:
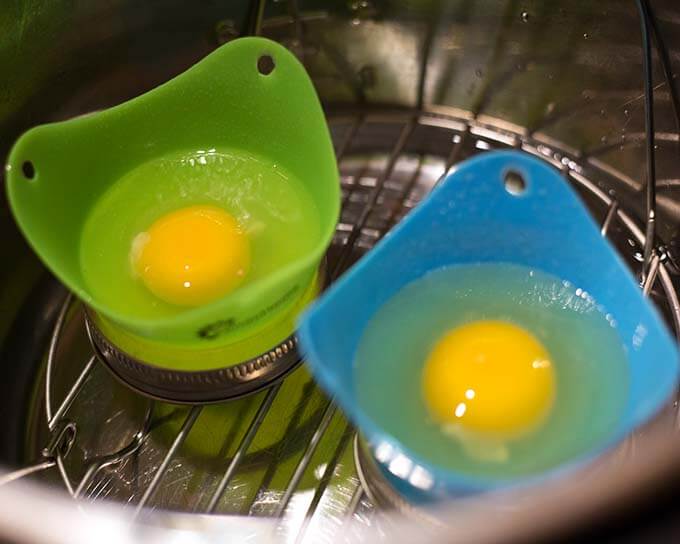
[
  {"x1": 504, "y1": 170, "x2": 526, "y2": 196},
  {"x1": 22, "y1": 161, "x2": 35, "y2": 180},
  {"x1": 257, "y1": 55, "x2": 275, "y2": 76}
]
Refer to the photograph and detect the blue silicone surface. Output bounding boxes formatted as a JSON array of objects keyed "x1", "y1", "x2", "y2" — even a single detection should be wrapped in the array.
[{"x1": 298, "y1": 150, "x2": 679, "y2": 499}]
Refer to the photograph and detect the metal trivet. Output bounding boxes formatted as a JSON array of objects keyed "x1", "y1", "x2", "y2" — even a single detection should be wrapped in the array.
[{"x1": 2, "y1": 2, "x2": 680, "y2": 543}]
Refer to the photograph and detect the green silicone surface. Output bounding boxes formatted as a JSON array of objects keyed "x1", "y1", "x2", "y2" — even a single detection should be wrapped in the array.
[
  {"x1": 92, "y1": 270, "x2": 321, "y2": 370},
  {"x1": 6, "y1": 37, "x2": 339, "y2": 346}
]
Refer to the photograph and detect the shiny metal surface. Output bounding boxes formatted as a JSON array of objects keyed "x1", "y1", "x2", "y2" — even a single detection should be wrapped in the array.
[
  {"x1": 5, "y1": 111, "x2": 678, "y2": 542},
  {"x1": 3, "y1": 1, "x2": 680, "y2": 543},
  {"x1": 87, "y1": 310, "x2": 304, "y2": 404}
]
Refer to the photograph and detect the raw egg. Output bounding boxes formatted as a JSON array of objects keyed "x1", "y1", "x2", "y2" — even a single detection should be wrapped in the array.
[
  {"x1": 131, "y1": 205, "x2": 249, "y2": 306},
  {"x1": 354, "y1": 263, "x2": 629, "y2": 477},
  {"x1": 422, "y1": 320, "x2": 556, "y2": 439},
  {"x1": 81, "y1": 149, "x2": 321, "y2": 320}
]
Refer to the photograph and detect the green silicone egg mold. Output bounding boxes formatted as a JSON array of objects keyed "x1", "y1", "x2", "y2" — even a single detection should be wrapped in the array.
[{"x1": 5, "y1": 38, "x2": 339, "y2": 354}]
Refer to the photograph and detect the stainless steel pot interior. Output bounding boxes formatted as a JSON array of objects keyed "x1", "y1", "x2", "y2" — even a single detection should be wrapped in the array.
[{"x1": 2, "y1": 1, "x2": 680, "y2": 543}]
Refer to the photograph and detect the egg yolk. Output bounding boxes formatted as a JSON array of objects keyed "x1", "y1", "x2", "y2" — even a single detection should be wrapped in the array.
[
  {"x1": 422, "y1": 320, "x2": 555, "y2": 438},
  {"x1": 132, "y1": 205, "x2": 250, "y2": 307}
]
